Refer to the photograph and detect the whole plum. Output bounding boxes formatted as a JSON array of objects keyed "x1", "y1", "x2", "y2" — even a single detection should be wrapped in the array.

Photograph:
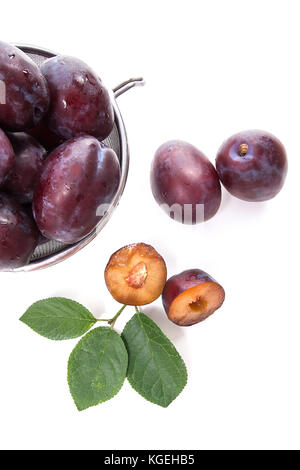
[
  {"x1": 3, "y1": 132, "x2": 47, "y2": 204},
  {"x1": 0, "y1": 193, "x2": 39, "y2": 270},
  {"x1": 33, "y1": 135, "x2": 121, "y2": 243},
  {"x1": 216, "y1": 130, "x2": 288, "y2": 202},
  {"x1": 41, "y1": 56, "x2": 114, "y2": 140},
  {"x1": 28, "y1": 120, "x2": 65, "y2": 151},
  {"x1": 0, "y1": 41, "x2": 49, "y2": 131},
  {"x1": 0, "y1": 127, "x2": 14, "y2": 184},
  {"x1": 151, "y1": 140, "x2": 221, "y2": 223}
]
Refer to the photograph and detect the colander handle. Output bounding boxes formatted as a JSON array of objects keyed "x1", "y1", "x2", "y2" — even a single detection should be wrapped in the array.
[{"x1": 113, "y1": 77, "x2": 145, "y2": 98}]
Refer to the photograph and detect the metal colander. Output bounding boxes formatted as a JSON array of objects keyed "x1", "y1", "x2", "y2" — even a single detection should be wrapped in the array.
[{"x1": 10, "y1": 44, "x2": 143, "y2": 272}]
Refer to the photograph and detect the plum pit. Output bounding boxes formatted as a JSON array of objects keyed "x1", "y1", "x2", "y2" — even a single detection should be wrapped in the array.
[{"x1": 126, "y1": 261, "x2": 148, "y2": 289}]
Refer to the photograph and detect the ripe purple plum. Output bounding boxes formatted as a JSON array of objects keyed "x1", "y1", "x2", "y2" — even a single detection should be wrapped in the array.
[
  {"x1": 216, "y1": 130, "x2": 288, "y2": 202},
  {"x1": 0, "y1": 41, "x2": 49, "y2": 131},
  {"x1": 0, "y1": 193, "x2": 39, "y2": 270},
  {"x1": 41, "y1": 56, "x2": 114, "y2": 140},
  {"x1": 162, "y1": 269, "x2": 225, "y2": 326},
  {"x1": 28, "y1": 120, "x2": 65, "y2": 151},
  {"x1": 0, "y1": 128, "x2": 14, "y2": 184},
  {"x1": 151, "y1": 140, "x2": 221, "y2": 224},
  {"x1": 33, "y1": 135, "x2": 121, "y2": 243},
  {"x1": 4, "y1": 133, "x2": 47, "y2": 204}
]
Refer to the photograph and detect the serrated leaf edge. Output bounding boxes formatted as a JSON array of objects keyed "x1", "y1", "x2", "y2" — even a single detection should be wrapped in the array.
[
  {"x1": 122, "y1": 314, "x2": 188, "y2": 408},
  {"x1": 67, "y1": 326, "x2": 128, "y2": 411},
  {"x1": 20, "y1": 297, "x2": 97, "y2": 341}
]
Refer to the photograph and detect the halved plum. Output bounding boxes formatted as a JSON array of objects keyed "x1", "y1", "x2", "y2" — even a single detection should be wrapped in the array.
[
  {"x1": 162, "y1": 269, "x2": 225, "y2": 326},
  {"x1": 105, "y1": 243, "x2": 167, "y2": 306}
]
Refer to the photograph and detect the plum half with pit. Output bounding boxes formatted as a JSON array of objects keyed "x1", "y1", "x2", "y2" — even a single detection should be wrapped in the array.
[
  {"x1": 151, "y1": 140, "x2": 221, "y2": 224},
  {"x1": 162, "y1": 269, "x2": 225, "y2": 326},
  {"x1": 0, "y1": 193, "x2": 39, "y2": 270},
  {"x1": 41, "y1": 55, "x2": 114, "y2": 140},
  {"x1": 33, "y1": 135, "x2": 120, "y2": 244},
  {"x1": 216, "y1": 130, "x2": 288, "y2": 202},
  {"x1": 4, "y1": 132, "x2": 47, "y2": 204},
  {"x1": 0, "y1": 127, "x2": 14, "y2": 185},
  {"x1": 0, "y1": 41, "x2": 49, "y2": 131},
  {"x1": 105, "y1": 243, "x2": 167, "y2": 306}
]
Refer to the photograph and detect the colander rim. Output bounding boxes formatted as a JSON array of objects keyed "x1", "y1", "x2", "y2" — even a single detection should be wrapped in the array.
[{"x1": 8, "y1": 43, "x2": 130, "y2": 273}]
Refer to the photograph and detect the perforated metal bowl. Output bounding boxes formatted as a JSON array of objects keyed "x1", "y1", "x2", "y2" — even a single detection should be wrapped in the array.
[{"x1": 9, "y1": 44, "x2": 144, "y2": 272}]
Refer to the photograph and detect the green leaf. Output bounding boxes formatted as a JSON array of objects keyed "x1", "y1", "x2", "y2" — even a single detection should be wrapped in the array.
[
  {"x1": 122, "y1": 313, "x2": 187, "y2": 408},
  {"x1": 68, "y1": 327, "x2": 128, "y2": 411},
  {"x1": 20, "y1": 297, "x2": 97, "y2": 340}
]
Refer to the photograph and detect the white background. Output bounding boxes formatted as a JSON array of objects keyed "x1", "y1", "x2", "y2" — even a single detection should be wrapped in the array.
[{"x1": 1, "y1": 0, "x2": 299, "y2": 450}]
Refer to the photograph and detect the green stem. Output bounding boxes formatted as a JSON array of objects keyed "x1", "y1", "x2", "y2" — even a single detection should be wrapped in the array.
[
  {"x1": 96, "y1": 305, "x2": 127, "y2": 328},
  {"x1": 96, "y1": 318, "x2": 114, "y2": 322},
  {"x1": 109, "y1": 305, "x2": 127, "y2": 328},
  {"x1": 135, "y1": 306, "x2": 140, "y2": 314}
]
